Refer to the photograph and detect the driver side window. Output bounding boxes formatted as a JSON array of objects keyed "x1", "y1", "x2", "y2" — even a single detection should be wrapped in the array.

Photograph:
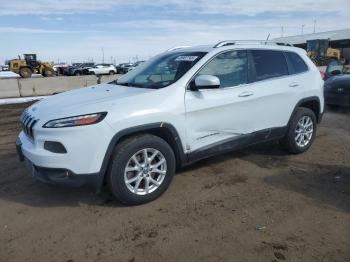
[{"x1": 198, "y1": 50, "x2": 248, "y2": 88}]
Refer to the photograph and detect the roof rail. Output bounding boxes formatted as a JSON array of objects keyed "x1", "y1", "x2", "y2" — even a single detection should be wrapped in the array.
[
  {"x1": 167, "y1": 46, "x2": 192, "y2": 52},
  {"x1": 213, "y1": 40, "x2": 293, "y2": 48}
]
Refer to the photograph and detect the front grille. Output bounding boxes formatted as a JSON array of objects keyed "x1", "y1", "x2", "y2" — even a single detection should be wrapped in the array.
[{"x1": 20, "y1": 110, "x2": 38, "y2": 140}]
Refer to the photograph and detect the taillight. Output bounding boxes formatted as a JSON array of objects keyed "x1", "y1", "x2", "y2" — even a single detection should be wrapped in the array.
[{"x1": 319, "y1": 71, "x2": 325, "y2": 80}]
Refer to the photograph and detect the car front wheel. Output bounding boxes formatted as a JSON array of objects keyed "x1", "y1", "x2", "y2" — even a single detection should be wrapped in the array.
[
  {"x1": 280, "y1": 107, "x2": 317, "y2": 154},
  {"x1": 107, "y1": 134, "x2": 175, "y2": 205}
]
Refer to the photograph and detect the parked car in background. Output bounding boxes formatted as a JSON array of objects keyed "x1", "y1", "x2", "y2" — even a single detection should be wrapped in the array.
[
  {"x1": 128, "y1": 61, "x2": 145, "y2": 72},
  {"x1": 116, "y1": 63, "x2": 133, "y2": 74},
  {"x1": 324, "y1": 63, "x2": 350, "y2": 107},
  {"x1": 17, "y1": 41, "x2": 324, "y2": 205},
  {"x1": 323, "y1": 60, "x2": 344, "y2": 80},
  {"x1": 88, "y1": 64, "x2": 116, "y2": 75},
  {"x1": 53, "y1": 63, "x2": 69, "y2": 75},
  {"x1": 63, "y1": 62, "x2": 95, "y2": 76},
  {"x1": 0, "y1": 65, "x2": 9, "y2": 71}
]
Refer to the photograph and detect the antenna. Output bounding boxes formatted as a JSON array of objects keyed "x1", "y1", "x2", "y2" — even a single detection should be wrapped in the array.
[
  {"x1": 266, "y1": 33, "x2": 270, "y2": 41},
  {"x1": 313, "y1": 20, "x2": 317, "y2": 33}
]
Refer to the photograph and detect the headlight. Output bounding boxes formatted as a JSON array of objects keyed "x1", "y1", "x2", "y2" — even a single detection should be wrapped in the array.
[{"x1": 43, "y1": 112, "x2": 107, "y2": 128}]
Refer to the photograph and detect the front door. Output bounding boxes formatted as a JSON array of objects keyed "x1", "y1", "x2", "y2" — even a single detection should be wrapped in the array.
[{"x1": 185, "y1": 50, "x2": 257, "y2": 152}]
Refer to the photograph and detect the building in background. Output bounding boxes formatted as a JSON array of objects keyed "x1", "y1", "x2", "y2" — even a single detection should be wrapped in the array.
[{"x1": 274, "y1": 29, "x2": 350, "y2": 65}]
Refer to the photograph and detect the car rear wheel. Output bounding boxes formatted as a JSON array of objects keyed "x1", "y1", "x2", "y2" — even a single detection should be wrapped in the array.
[
  {"x1": 107, "y1": 134, "x2": 175, "y2": 205},
  {"x1": 280, "y1": 107, "x2": 317, "y2": 154},
  {"x1": 109, "y1": 70, "x2": 115, "y2": 75}
]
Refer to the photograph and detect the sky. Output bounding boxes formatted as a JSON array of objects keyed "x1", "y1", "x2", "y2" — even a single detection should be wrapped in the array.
[{"x1": 0, "y1": 0, "x2": 350, "y2": 65}]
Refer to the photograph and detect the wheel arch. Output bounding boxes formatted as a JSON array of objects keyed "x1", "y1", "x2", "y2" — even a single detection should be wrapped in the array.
[
  {"x1": 290, "y1": 96, "x2": 322, "y2": 125},
  {"x1": 96, "y1": 122, "x2": 187, "y2": 192}
]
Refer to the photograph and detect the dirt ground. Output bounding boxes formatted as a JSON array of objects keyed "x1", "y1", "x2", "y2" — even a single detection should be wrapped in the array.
[{"x1": 0, "y1": 102, "x2": 349, "y2": 262}]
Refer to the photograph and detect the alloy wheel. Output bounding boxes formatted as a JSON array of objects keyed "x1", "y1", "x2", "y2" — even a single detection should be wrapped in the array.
[{"x1": 124, "y1": 148, "x2": 167, "y2": 195}]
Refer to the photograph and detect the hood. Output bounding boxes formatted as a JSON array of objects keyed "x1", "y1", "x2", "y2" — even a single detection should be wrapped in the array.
[{"x1": 27, "y1": 83, "x2": 155, "y2": 120}]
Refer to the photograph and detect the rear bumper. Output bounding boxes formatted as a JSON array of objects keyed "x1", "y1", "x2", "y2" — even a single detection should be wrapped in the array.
[{"x1": 16, "y1": 137, "x2": 99, "y2": 188}]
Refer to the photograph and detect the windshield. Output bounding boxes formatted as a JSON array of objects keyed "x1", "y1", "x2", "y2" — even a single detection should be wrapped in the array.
[
  {"x1": 327, "y1": 61, "x2": 350, "y2": 76},
  {"x1": 116, "y1": 51, "x2": 207, "y2": 89}
]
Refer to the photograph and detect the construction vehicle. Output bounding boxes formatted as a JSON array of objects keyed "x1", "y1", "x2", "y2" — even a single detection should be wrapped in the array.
[
  {"x1": 306, "y1": 39, "x2": 343, "y2": 67},
  {"x1": 8, "y1": 54, "x2": 55, "y2": 78}
]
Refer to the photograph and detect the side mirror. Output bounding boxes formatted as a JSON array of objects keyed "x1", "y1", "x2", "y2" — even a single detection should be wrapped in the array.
[{"x1": 191, "y1": 75, "x2": 220, "y2": 90}]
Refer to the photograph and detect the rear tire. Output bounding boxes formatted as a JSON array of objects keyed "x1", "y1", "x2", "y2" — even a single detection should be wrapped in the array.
[
  {"x1": 19, "y1": 67, "x2": 32, "y2": 78},
  {"x1": 107, "y1": 134, "x2": 175, "y2": 205},
  {"x1": 280, "y1": 107, "x2": 317, "y2": 154},
  {"x1": 109, "y1": 70, "x2": 115, "y2": 75}
]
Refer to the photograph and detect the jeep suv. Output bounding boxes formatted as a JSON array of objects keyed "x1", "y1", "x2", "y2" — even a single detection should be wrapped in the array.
[{"x1": 16, "y1": 41, "x2": 324, "y2": 205}]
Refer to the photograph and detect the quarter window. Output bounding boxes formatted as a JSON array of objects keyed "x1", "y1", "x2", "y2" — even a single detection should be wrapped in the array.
[
  {"x1": 198, "y1": 50, "x2": 248, "y2": 88},
  {"x1": 285, "y1": 52, "x2": 308, "y2": 74},
  {"x1": 251, "y1": 50, "x2": 289, "y2": 81}
]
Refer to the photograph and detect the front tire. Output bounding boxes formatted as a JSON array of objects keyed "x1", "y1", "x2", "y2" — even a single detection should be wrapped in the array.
[
  {"x1": 43, "y1": 68, "x2": 55, "y2": 77},
  {"x1": 107, "y1": 134, "x2": 175, "y2": 205},
  {"x1": 280, "y1": 107, "x2": 317, "y2": 154}
]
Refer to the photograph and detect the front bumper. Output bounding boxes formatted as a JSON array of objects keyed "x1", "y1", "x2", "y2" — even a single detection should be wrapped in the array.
[{"x1": 16, "y1": 138, "x2": 98, "y2": 187}]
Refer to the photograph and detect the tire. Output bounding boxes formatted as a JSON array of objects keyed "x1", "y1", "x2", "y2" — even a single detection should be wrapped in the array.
[
  {"x1": 107, "y1": 134, "x2": 176, "y2": 205},
  {"x1": 74, "y1": 71, "x2": 81, "y2": 76},
  {"x1": 280, "y1": 107, "x2": 317, "y2": 154},
  {"x1": 19, "y1": 67, "x2": 32, "y2": 78},
  {"x1": 109, "y1": 70, "x2": 115, "y2": 75},
  {"x1": 89, "y1": 71, "x2": 95, "y2": 75},
  {"x1": 43, "y1": 68, "x2": 55, "y2": 77}
]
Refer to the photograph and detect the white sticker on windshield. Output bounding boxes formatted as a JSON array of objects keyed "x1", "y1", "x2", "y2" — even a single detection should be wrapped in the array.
[{"x1": 175, "y1": 56, "x2": 198, "y2": 62}]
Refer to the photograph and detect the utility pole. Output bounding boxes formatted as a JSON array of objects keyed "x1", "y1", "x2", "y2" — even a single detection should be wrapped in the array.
[
  {"x1": 281, "y1": 26, "x2": 284, "y2": 37},
  {"x1": 313, "y1": 20, "x2": 317, "y2": 33},
  {"x1": 301, "y1": 24, "x2": 305, "y2": 35},
  {"x1": 101, "y1": 48, "x2": 105, "y2": 63}
]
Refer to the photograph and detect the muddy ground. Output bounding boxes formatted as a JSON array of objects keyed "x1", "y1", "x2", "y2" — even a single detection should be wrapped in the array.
[{"x1": 0, "y1": 102, "x2": 349, "y2": 262}]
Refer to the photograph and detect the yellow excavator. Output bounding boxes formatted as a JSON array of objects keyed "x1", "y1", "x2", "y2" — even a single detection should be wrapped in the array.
[
  {"x1": 8, "y1": 54, "x2": 55, "y2": 78},
  {"x1": 306, "y1": 39, "x2": 343, "y2": 67}
]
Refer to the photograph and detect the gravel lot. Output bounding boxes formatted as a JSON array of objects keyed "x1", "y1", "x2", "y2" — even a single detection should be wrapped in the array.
[{"x1": 0, "y1": 102, "x2": 349, "y2": 262}]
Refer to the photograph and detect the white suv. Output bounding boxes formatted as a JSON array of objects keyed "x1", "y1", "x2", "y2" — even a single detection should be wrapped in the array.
[
  {"x1": 88, "y1": 64, "x2": 116, "y2": 75},
  {"x1": 16, "y1": 41, "x2": 324, "y2": 205}
]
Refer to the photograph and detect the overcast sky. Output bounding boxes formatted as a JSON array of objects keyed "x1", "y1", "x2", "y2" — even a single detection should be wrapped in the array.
[{"x1": 0, "y1": 0, "x2": 350, "y2": 64}]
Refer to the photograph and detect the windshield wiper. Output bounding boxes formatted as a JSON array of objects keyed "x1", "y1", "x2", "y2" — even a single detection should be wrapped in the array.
[{"x1": 117, "y1": 82, "x2": 144, "y2": 88}]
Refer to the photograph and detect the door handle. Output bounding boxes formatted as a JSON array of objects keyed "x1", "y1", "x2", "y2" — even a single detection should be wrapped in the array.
[
  {"x1": 289, "y1": 82, "x2": 299, "y2": 87},
  {"x1": 238, "y1": 91, "x2": 254, "y2": 97}
]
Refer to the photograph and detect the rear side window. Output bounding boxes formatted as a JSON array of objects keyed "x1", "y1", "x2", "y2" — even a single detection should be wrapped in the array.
[
  {"x1": 251, "y1": 50, "x2": 289, "y2": 81},
  {"x1": 285, "y1": 52, "x2": 308, "y2": 74}
]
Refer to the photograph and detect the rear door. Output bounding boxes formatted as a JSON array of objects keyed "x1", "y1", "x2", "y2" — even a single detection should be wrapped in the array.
[{"x1": 245, "y1": 49, "x2": 300, "y2": 131}]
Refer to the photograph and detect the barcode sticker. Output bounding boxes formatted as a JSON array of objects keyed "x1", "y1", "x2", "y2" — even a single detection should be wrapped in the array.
[{"x1": 175, "y1": 56, "x2": 198, "y2": 62}]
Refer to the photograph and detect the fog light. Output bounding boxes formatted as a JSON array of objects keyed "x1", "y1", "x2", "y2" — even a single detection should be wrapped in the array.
[{"x1": 44, "y1": 141, "x2": 67, "y2": 154}]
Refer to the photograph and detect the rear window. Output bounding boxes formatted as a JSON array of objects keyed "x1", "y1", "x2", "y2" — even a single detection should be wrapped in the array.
[
  {"x1": 251, "y1": 50, "x2": 289, "y2": 81},
  {"x1": 285, "y1": 52, "x2": 308, "y2": 74}
]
